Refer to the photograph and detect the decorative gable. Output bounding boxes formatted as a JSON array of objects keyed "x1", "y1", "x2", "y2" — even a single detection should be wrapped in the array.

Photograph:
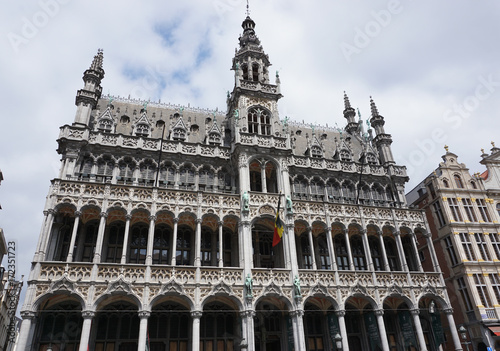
[
  {"x1": 171, "y1": 117, "x2": 188, "y2": 141},
  {"x1": 96, "y1": 107, "x2": 115, "y2": 133},
  {"x1": 133, "y1": 111, "x2": 152, "y2": 137}
]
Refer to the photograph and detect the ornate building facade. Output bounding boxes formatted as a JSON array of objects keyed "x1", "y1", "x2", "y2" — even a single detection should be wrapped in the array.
[
  {"x1": 408, "y1": 146, "x2": 500, "y2": 350},
  {"x1": 18, "y1": 14, "x2": 463, "y2": 351}
]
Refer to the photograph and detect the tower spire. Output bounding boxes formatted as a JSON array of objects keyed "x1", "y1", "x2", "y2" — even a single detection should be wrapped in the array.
[
  {"x1": 370, "y1": 96, "x2": 379, "y2": 117},
  {"x1": 368, "y1": 96, "x2": 395, "y2": 165},
  {"x1": 343, "y1": 92, "x2": 358, "y2": 134},
  {"x1": 73, "y1": 49, "x2": 105, "y2": 127}
]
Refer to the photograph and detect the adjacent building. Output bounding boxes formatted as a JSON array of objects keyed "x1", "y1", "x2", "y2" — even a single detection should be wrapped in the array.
[
  {"x1": 408, "y1": 146, "x2": 500, "y2": 350},
  {"x1": 18, "y1": 13, "x2": 462, "y2": 351}
]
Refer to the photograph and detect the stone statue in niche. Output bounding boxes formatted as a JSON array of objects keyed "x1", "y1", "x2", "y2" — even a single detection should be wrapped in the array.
[
  {"x1": 286, "y1": 195, "x2": 293, "y2": 214},
  {"x1": 242, "y1": 191, "x2": 250, "y2": 212},
  {"x1": 245, "y1": 274, "x2": 253, "y2": 297}
]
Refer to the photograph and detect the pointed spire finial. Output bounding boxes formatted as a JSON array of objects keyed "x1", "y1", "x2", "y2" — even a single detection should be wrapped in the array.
[
  {"x1": 90, "y1": 48, "x2": 104, "y2": 71},
  {"x1": 492, "y1": 141, "x2": 496, "y2": 148},
  {"x1": 246, "y1": 0, "x2": 250, "y2": 16},
  {"x1": 370, "y1": 96, "x2": 379, "y2": 117},
  {"x1": 343, "y1": 91, "x2": 352, "y2": 109},
  {"x1": 444, "y1": 145, "x2": 449, "y2": 152}
]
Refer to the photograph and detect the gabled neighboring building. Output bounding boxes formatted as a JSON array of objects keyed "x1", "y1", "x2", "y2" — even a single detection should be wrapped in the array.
[{"x1": 408, "y1": 146, "x2": 500, "y2": 350}]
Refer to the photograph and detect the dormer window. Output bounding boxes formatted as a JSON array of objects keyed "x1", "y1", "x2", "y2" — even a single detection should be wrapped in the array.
[
  {"x1": 366, "y1": 153, "x2": 377, "y2": 165},
  {"x1": 209, "y1": 132, "x2": 221, "y2": 145},
  {"x1": 252, "y1": 63, "x2": 259, "y2": 82},
  {"x1": 340, "y1": 150, "x2": 351, "y2": 161},
  {"x1": 98, "y1": 119, "x2": 113, "y2": 133},
  {"x1": 311, "y1": 145, "x2": 322, "y2": 158},
  {"x1": 173, "y1": 128, "x2": 186, "y2": 141},
  {"x1": 248, "y1": 107, "x2": 271, "y2": 135},
  {"x1": 135, "y1": 123, "x2": 149, "y2": 137}
]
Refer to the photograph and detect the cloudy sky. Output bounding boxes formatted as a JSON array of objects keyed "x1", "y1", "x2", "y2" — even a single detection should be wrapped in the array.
[{"x1": 1, "y1": 1, "x2": 500, "y2": 307}]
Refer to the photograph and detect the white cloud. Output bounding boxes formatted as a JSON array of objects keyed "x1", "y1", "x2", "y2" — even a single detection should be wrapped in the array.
[{"x1": 1, "y1": 0, "x2": 500, "y2": 310}]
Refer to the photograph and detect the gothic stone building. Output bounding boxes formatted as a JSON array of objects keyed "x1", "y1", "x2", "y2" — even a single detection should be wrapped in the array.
[{"x1": 19, "y1": 14, "x2": 463, "y2": 351}]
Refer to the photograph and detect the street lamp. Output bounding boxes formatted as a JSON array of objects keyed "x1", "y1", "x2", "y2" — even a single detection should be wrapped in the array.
[
  {"x1": 458, "y1": 325, "x2": 471, "y2": 351},
  {"x1": 334, "y1": 333, "x2": 343, "y2": 350}
]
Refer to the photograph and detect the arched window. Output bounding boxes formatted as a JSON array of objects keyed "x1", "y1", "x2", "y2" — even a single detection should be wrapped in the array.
[
  {"x1": 402, "y1": 235, "x2": 418, "y2": 271},
  {"x1": 50, "y1": 214, "x2": 74, "y2": 262},
  {"x1": 384, "y1": 237, "x2": 400, "y2": 271},
  {"x1": 265, "y1": 162, "x2": 278, "y2": 193},
  {"x1": 252, "y1": 222, "x2": 284, "y2": 268},
  {"x1": 139, "y1": 160, "x2": 156, "y2": 185},
  {"x1": 334, "y1": 234, "x2": 349, "y2": 270},
  {"x1": 316, "y1": 234, "x2": 331, "y2": 269},
  {"x1": 104, "y1": 221, "x2": 125, "y2": 263},
  {"x1": 471, "y1": 181, "x2": 477, "y2": 189},
  {"x1": 179, "y1": 166, "x2": 195, "y2": 189},
  {"x1": 79, "y1": 156, "x2": 93, "y2": 178},
  {"x1": 218, "y1": 168, "x2": 233, "y2": 192},
  {"x1": 454, "y1": 174, "x2": 464, "y2": 188},
  {"x1": 293, "y1": 176, "x2": 308, "y2": 200},
  {"x1": 176, "y1": 225, "x2": 193, "y2": 265},
  {"x1": 326, "y1": 181, "x2": 341, "y2": 201},
  {"x1": 341, "y1": 181, "x2": 355, "y2": 203},
  {"x1": 372, "y1": 184, "x2": 385, "y2": 204},
  {"x1": 201, "y1": 227, "x2": 216, "y2": 266},
  {"x1": 310, "y1": 178, "x2": 324, "y2": 201},
  {"x1": 368, "y1": 236, "x2": 383, "y2": 271},
  {"x1": 497, "y1": 203, "x2": 500, "y2": 219},
  {"x1": 298, "y1": 234, "x2": 313, "y2": 269},
  {"x1": 135, "y1": 123, "x2": 150, "y2": 137},
  {"x1": 118, "y1": 158, "x2": 136, "y2": 182},
  {"x1": 120, "y1": 115, "x2": 130, "y2": 124},
  {"x1": 242, "y1": 64, "x2": 249, "y2": 80},
  {"x1": 153, "y1": 224, "x2": 171, "y2": 265},
  {"x1": 366, "y1": 153, "x2": 377, "y2": 164},
  {"x1": 128, "y1": 223, "x2": 148, "y2": 264},
  {"x1": 443, "y1": 179, "x2": 450, "y2": 188},
  {"x1": 199, "y1": 167, "x2": 215, "y2": 191},
  {"x1": 249, "y1": 161, "x2": 262, "y2": 192},
  {"x1": 96, "y1": 157, "x2": 114, "y2": 180},
  {"x1": 77, "y1": 220, "x2": 98, "y2": 262},
  {"x1": 36, "y1": 301, "x2": 83, "y2": 351},
  {"x1": 358, "y1": 184, "x2": 371, "y2": 205},
  {"x1": 223, "y1": 229, "x2": 237, "y2": 267},
  {"x1": 247, "y1": 107, "x2": 271, "y2": 135},
  {"x1": 95, "y1": 302, "x2": 139, "y2": 351},
  {"x1": 201, "y1": 302, "x2": 238, "y2": 350},
  {"x1": 351, "y1": 235, "x2": 367, "y2": 270},
  {"x1": 160, "y1": 162, "x2": 176, "y2": 187},
  {"x1": 149, "y1": 302, "x2": 190, "y2": 350},
  {"x1": 252, "y1": 62, "x2": 259, "y2": 81}
]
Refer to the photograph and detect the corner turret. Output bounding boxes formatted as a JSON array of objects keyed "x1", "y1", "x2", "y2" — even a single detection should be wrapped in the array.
[
  {"x1": 369, "y1": 97, "x2": 395, "y2": 165},
  {"x1": 74, "y1": 49, "x2": 105, "y2": 127}
]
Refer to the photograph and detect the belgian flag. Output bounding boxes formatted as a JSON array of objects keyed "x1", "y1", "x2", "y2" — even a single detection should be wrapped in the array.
[{"x1": 272, "y1": 195, "x2": 284, "y2": 247}]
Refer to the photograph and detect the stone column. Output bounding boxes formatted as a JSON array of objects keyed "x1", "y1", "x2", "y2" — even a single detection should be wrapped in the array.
[
  {"x1": 291, "y1": 310, "x2": 306, "y2": 351},
  {"x1": 424, "y1": 232, "x2": 441, "y2": 273},
  {"x1": 410, "y1": 233, "x2": 423, "y2": 271},
  {"x1": 66, "y1": 211, "x2": 81, "y2": 262},
  {"x1": 17, "y1": 311, "x2": 36, "y2": 351},
  {"x1": 410, "y1": 308, "x2": 428, "y2": 351},
  {"x1": 336, "y1": 310, "x2": 349, "y2": 351},
  {"x1": 191, "y1": 311, "x2": 203, "y2": 351},
  {"x1": 394, "y1": 231, "x2": 408, "y2": 271},
  {"x1": 240, "y1": 220, "x2": 252, "y2": 269},
  {"x1": 378, "y1": 232, "x2": 390, "y2": 271},
  {"x1": 444, "y1": 308, "x2": 463, "y2": 351},
  {"x1": 360, "y1": 229, "x2": 374, "y2": 271},
  {"x1": 261, "y1": 161, "x2": 267, "y2": 193},
  {"x1": 120, "y1": 214, "x2": 132, "y2": 264},
  {"x1": 243, "y1": 310, "x2": 255, "y2": 351},
  {"x1": 374, "y1": 309, "x2": 390, "y2": 351},
  {"x1": 171, "y1": 218, "x2": 179, "y2": 266},
  {"x1": 218, "y1": 221, "x2": 224, "y2": 267},
  {"x1": 194, "y1": 219, "x2": 202, "y2": 266},
  {"x1": 325, "y1": 227, "x2": 337, "y2": 271},
  {"x1": 307, "y1": 226, "x2": 317, "y2": 270},
  {"x1": 93, "y1": 212, "x2": 108, "y2": 263},
  {"x1": 146, "y1": 215, "x2": 156, "y2": 265},
  {"x1": 344, "y1": 231, "x2": 355, "y2": 271},
  {"x1": 137, "y1": 311, "x2": 150, "y2": 351},
  {"x1": 38, "y1": 209, "x2": 56, "y2": 260},
  {"x1": 78, "y1": 311, "x2": 95, "y2": 351}
]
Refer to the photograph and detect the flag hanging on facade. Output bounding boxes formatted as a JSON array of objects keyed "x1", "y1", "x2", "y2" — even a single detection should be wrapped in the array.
[{"x1": 273, "y1": 195, "x2": 284, "y2": 247}]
